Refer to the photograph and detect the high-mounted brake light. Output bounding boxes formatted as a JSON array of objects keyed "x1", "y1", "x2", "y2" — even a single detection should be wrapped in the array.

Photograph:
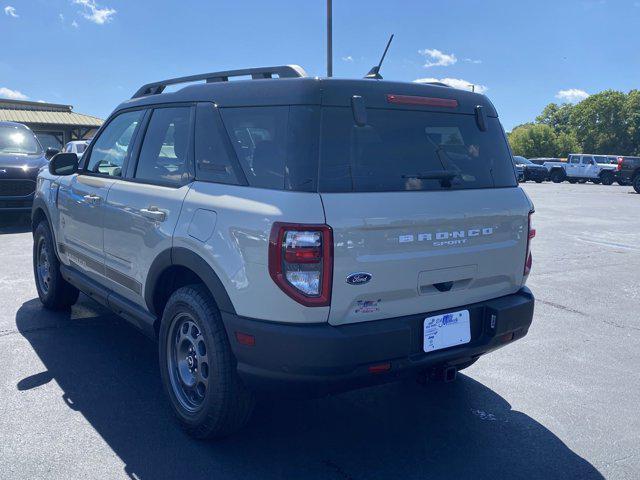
[
  {"x1": 386, "y1": 94, "x2": 458, "y2": 108},
  {"x1": 524, "y1": 211, "x2": 536, "y2": 276},
  {"x1": 269, "y1": 223, "x2": 333, "y2": 307}
]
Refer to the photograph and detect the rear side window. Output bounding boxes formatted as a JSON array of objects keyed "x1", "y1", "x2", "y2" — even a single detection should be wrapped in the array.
[
  {"x1": 319, "y1": 108, "x2": 516, "y2": 192},
  {"x1": 135, "y1": 107, "x2": 192, "y2": 185},
  {"x1": 220, "y1": 106, "x2": 319, "y2": 191},
  {"x1": 194, "y1": 104, "x2": 241, "y2": 185}
]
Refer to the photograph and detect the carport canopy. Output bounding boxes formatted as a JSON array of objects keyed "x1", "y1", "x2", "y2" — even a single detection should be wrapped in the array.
[{"x1": 0, "y1": 98, "x2": 103, "y2": 148}]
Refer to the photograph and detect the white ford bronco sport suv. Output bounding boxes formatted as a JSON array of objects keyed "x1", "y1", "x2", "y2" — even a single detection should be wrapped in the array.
[{"x1": 31, "y1": 65, "x2": 535, "y2": 439}]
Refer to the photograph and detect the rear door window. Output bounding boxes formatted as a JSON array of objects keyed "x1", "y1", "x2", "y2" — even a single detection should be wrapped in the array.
[
  {"x1": 134, "y1": 106, "x2": 192, "y2": 185},
  {"x1": 319, "y1": 107, "x2": 516, "y2": 192}
]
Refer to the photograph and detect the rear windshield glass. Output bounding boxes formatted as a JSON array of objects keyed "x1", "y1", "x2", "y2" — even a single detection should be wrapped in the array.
[
  {"x1": 220, "y1": 106, "x2": 319, "y2": 192},
  {"x1": 0, "y1": 125, "x2": 42, "y2": 155},
  {"x1": 319, "y1": 108, "x2": 516, "y2": 192}
]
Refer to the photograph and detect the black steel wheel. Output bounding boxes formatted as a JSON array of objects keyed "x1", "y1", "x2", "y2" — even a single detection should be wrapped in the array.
[
  {"x1": 550, "y1": 170, "x2": 565, "y2": 183},
  {"x1": 32, "y1": 221, "x2": 79, "y2": 310},
  {"x1": 159, "y1": 284, "x2": 254, "y2": 439},
  {"x1": 601, "y1": 172, "x2": 614, "y2": 185},
  {"x1": 167, "y1": 313, "x2": 210, "y2": 413}
]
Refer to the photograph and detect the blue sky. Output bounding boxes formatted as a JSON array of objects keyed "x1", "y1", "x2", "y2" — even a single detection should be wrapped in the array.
[{"x1": 1, "y1": 0, "x2": 639, "y2": 131}]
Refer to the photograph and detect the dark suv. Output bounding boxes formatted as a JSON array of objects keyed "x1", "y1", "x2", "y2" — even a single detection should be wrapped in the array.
[
  {"x1": 0, "y1": 122, "x2": 48, "y2": 212},
  {"x1": 617, "y1": 156, "x2": 640, "y2": 192}
]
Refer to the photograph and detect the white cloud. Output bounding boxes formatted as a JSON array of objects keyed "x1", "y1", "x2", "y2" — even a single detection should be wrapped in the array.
[
  {"x1": 73, "y1": 0, "x2": 116, "y2": 24},
  {"x1": 414, "y1": 77, "x2": 488, "y2": 94},
  {"x1": 4, "y1": 6, "x2": 18, "y2": 18},
  {"x1": 341, "y1": 55, "x2": 354, "y2": 62},
  {"x1": 463, "y1": 58, "x2": 482, "y2": 64},
  {"x1": 71, "y1": 19, "x2": 79, "y2": 28},
  {"x1": 0, "y1": 87, "x2": 28, "y2": 100},
  {"x1": 556, "y1": 88, "x2": 589, "y2": 103},
  {"x1": 59, "y1": 13, "x2": 64, "y2": 22},
  {"x1": 418, "y1": 48, "x2": 457, "y2": 68}
]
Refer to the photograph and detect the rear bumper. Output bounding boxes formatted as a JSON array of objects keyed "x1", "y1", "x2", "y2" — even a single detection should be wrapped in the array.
[{"x1": 222, "y1": 287, "x2": 535, "y2": 394}]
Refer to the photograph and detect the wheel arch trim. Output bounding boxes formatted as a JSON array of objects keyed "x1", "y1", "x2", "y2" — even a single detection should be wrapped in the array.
[{"x1": 144, "y1": 247, "x2": 237, "y2": 317}]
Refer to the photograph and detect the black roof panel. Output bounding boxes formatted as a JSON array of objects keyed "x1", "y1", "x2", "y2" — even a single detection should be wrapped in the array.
[{"x1": 114, "y1": 77, "x2": 497, "y2": 117}]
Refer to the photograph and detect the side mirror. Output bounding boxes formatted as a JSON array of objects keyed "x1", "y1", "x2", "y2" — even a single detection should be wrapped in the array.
[
  {"x1": 49, "y1": 153, "x2": 79, "y2": 176},
  {"x1": 45, "y1": 147, "x2": 60, "y2": 160}
]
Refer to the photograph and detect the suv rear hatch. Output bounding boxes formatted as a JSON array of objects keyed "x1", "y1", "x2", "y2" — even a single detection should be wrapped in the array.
[{"x1": 318, "y1": 100, "x2": 532, "y2": 326}]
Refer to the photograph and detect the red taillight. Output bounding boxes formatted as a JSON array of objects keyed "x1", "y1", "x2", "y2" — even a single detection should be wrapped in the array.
[
  {"x1": 386, "y1": 94, "x2": 458, "y2": 108},
  {"x1": 268, "y1": 223, "x2": 333, "y2": 307},
  {"x1": 617, "y1": 157, "x2": 624, "y2": 171},
  {"x1": 524, "y1": 211, "x2": 535, "y2": 276}
]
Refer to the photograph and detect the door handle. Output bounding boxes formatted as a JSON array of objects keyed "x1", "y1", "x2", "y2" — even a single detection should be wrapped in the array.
[
  {"x1": 140, "y1": 206, "x2": 166, "y2": 222},
  {"x1": 83, "y1": 194, "x2": 102, "y2": 205}
]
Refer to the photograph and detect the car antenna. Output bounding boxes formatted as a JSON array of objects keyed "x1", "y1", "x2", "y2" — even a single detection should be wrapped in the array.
[{"x1": 364, "y1": 34, "x2": 394, "y2": 80}]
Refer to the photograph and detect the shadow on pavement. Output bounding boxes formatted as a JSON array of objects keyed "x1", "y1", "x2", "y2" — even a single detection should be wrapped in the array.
[
  {"x1": 16, "y1": 297, "x2": 604, "y2": 480},
  {"x1": 0, "y1": 212, "x2": 31, "y2": 234}
]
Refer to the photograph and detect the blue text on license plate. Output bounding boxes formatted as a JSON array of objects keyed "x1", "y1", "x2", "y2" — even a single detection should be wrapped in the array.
[{"x1": 423, "y1": 310, "x2": 471, "y2": 353}]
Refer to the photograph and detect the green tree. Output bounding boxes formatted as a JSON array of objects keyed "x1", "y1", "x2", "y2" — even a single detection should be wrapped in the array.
[
  {"x1": 508, "y1": 123, "x2": 560, "y2": 158},
  {"x1": 624, "y1": 89, "x2": 640, "y2": 155},
  {"x1": 569, "y1": 90, "x2": 628, "y2": 154},
  {"x1": 554, "y1": 131, "x2": 579, "y2": 157},
  {"x1": 536, "y1": 103, "x2": 575, "y2": 135}
]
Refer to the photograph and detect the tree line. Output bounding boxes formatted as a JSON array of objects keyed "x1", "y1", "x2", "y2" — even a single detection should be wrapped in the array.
[{"x1": 507, "y1": 90, "x2": 640, "y2": 158}]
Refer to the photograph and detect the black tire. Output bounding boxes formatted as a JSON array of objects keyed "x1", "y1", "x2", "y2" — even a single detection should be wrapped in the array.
[
  {"x1": 159, "y1": 284, "x2": 254, "y2": 440},
  {"x1": 568, "y1": 179, "x2": 577, "y2": 184},
  {"x1": 591, "y1": 179, "x2": 602, "y2": 184},
  {"x1": 535, "y1": 179, "x2": 543, "y2": 183},
  {"x1": 617, "y1": 180, "x2": 628, "y2": 186},
  {"x1": 550, "y1": 170, "x2": 565, "y2": 183},
  {"x1": 633, "y1": 175, "x2": 640, "y2": 194},
  {"x1": 33, "y1": 221, "x2": 79, "y2": 310},
  {"x1": 600, "y1": 172, "x2": 614, "y2": 185}
]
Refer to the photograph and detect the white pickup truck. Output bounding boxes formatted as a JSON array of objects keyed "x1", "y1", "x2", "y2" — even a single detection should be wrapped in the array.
[{"x1": 544, "y1": 154, "x2": 618, "y2": 185}]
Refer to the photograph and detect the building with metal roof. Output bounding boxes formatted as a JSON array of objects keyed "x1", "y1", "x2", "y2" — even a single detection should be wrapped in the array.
[{"x1": 0, "y1": 99, "x2": 103, "y2": 151}]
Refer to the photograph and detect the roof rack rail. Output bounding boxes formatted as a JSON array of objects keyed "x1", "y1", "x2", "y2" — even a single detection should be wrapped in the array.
[{"x1": 132, "y1": 64, "x2": 307, "y2": 99}]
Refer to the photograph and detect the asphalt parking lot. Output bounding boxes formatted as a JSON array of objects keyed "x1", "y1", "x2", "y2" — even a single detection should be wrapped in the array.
[{"x1": 0, "y1": 182, "x2": 638, "y2": 480}]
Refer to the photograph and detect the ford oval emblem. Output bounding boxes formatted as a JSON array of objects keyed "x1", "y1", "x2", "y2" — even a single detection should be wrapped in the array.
[{"x1": 346, "y1": 272, "x2": 372, "y2": 285}]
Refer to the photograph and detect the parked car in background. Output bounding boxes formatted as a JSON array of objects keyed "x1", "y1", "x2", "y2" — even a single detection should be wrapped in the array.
[
  {"x1": 617, "y1": 156, "x2": 640, "y2": 193},
  {"x1": 593, "y1": 155, "x2": 628, "y2": 185},
  {"x1": 544, "y1": 154, "x2": 618, "y2": 184},
  {"x1": 513, "y1": 156, "x2": 548, "y2": 183},
  {"x1": 0, "y1": 121, "x2": 49, "y2": 212},
  {"x1": 529, "y1": 157, "x2": 562, "y2": 166},
  {"x1": 512, "y1": 156, "x2": 525, "y2": 181},
  {"x1": 63, "y1": 140, "x2": 90, "y2": 158}
]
